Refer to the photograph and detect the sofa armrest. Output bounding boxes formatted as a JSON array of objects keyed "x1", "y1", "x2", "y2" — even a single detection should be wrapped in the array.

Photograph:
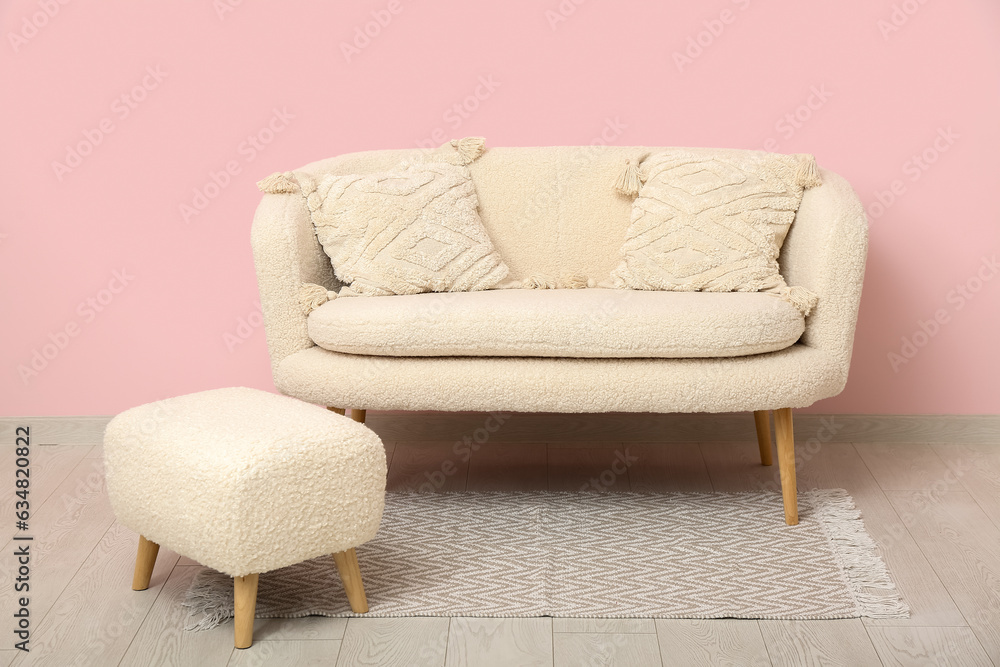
[
  {"x1": 779, "y1": 168, "x2": 869, "y2": 390},
  {"x1": 251, "y1": 193, "x2": 339, "y2": 373}
]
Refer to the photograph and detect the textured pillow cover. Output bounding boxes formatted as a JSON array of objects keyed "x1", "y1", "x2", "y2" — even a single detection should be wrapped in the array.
[
  {"x1": 260, "y1": 139, "x2": 509, "y2": 297},
  {"x1": 608, "y1": 149, "x2": 822, "y2": 315}
]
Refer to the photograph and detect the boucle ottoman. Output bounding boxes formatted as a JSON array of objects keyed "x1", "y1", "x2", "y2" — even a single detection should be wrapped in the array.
[{"x1": 103, "y1": 387, "x2": 387, "y2": 649}]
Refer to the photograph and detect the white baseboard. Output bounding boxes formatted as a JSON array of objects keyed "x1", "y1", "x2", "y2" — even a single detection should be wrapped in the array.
[
  {"x1": 366, "y1": 412, "x2": 1000, "y2": 445},
  {"x1": 2, "y1": 413, "x2": 998, "y2": 446}
]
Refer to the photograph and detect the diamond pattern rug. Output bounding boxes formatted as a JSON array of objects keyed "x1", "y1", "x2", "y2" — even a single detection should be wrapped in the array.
[{"x1": 184, "y1": 490, "x2": 907, "y2": 629}]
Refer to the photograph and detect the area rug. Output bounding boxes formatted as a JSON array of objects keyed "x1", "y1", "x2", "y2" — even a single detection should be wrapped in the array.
[{"x1": 183, "y1": 490, "x2": 908, "y2": 629}]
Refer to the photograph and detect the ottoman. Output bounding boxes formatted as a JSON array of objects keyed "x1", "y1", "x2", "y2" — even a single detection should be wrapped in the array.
[{"x1": 103, "y1": 387, "x2": 387, "y2": 649}]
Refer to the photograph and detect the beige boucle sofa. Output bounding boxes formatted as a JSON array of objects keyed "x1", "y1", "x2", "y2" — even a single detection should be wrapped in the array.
[{"x1": 251, "y1": 146, "x2": 868, "y2": 525}]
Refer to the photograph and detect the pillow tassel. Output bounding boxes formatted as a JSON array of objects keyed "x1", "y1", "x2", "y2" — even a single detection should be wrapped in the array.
[
  {"x1": 450, "y1": 137, "x2": 486, "y2": 165},
  {"x1": 560, "y1": 274, "x2": 597, "y2": 289},
  {"x1": 779, "y1": 285, "x2": 819, "y2": 317},
  {"x1": 795, "y1": 155, "x2": 822, "y2": 189},
  {"x1": 257, "y1": 171, "x2": 300, "y2": 194},
  {"x1": 522, "y1": 274, "x2": 558, "y2": 289},
  {"x1": 299, "y1": 282, "x2": 338, "y2": 315},
  {"x1": 614, "y1": 159, "x2": 643, "y2": 197}
]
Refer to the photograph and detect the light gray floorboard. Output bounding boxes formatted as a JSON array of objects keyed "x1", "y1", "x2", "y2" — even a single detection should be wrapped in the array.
[
  {"x1": 0, "y1": 444, "x2": 88, "y2": 522},
  {"x1": 866, "y1": 626, "x2": 993, "y2": 666},
  {"x1": 252, "y1": 615, "x2": 349, "y2": 643},
  {"x1": 547, "y1": 444, "x2": 631, "y2": 492},
  {"x1": 228, "y1": 640, "x2": 342, "y2": 666},
  {"x1": 119, "y1": 565, "x2": 235, "y2": 667},
  {"x1": 934, "y1": 443, "x2": 1000, "y2": 532},
  {"x1": 553, "y1": 618, "x2": 655, "y2": 633},
  {"x1": 466, "y1": 443, "x2": 548, "y2": 492},
  {"x1": 758, "y1": 619, "x2": 882, "y2": 666},
  {"x1": 854, "y1": 443, "x2": 955, "y2": 491},
  {"x1": 382, "y1": 441, "x2": 396, "y2": 472},
  {"x1": 11, "y1": 522, "x2": 178, "y2": 666},
  {"x1": 654, "y1": 619, "x2": 770, "y2": 667},
  {"x1": 553, "y1": 632, "x2": 661, "y2": 667},
  {"x1": 0, "y1": 417, "x2": 110, "y2": 446},
  {"x1": 445, "y1": 618, "x2": 552, "y2": 667},
  {"x1": 386, "y1": 442, "x2": 469, "y2": 493},
  {"x1": 886, "y1": 490, "x2": 1000, "y2": 663},
  {"x1": 337, "y1": 617, "x2": 450, "y2": 667},
  {"x1": 625, "y1": 442, "x2": 713, "y2": 493},
  {"x1": 656, "y1": 619, "x2": 771, "y2": 667},
  {"x1": 0, "y1": 457, "x2": 118, "y2": 629}
]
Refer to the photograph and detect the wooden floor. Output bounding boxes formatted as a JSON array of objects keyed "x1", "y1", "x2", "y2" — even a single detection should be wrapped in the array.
[{"x1": 3, "y1": 422, "x2": 1000, "y2": 666}]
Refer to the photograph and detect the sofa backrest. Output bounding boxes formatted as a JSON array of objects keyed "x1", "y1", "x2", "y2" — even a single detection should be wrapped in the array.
[{"x1": 297, "y1": 145, "x2": 686, "y2": 283}]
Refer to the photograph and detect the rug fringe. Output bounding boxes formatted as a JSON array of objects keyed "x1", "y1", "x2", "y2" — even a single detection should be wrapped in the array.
[
  {"x1": 182, "y1": 571, "x2": 234, "y2": 631},
  {"x1": 805, "y1": 489, "x2": 910, "y2": 619}
]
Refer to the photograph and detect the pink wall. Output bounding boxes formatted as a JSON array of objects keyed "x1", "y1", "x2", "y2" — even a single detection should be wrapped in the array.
[{"x1": 2, "y1": 1, "x2": 998, "y2": 416}]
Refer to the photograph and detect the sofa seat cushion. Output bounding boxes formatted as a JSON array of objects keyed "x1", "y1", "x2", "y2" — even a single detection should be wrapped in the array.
[{"x1": 307, "y1": 288, "x2": 804, "y2": 358}]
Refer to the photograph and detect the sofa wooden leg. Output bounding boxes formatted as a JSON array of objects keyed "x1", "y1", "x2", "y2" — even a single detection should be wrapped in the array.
[
  {"x1": 351, "y1": 409, "x2": 366, "y2": 424},
  {"x1": 774, "y1": 407, "x2": 798, "y2": 525},
  {"x1": 234, "y1": 573, "x2": 259, "y2": 649},
  {"x1": 327, "y1": 406, "x2": 346, "y2": 415},
  {"x1": 131, "y1": 535, "x2": 160, "y2": 591},
  {"x1": 332, "y1": 547, "x2": 369, "y2": 613},
  {"x1": 753, "y1": 410, "x2": 773, "y2": 466}
]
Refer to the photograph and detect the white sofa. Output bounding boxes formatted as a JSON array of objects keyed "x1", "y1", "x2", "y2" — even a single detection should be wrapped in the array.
[{"x1": 251, "y1": 146, "x2": 868, "y2": 525}]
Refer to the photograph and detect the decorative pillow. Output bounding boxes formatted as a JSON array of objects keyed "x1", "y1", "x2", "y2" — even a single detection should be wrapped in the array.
[
  {"x1": 258, "y1": 138, "x2": 509, "y2": 297},
  {"x1": 608, "y1": 149, "x2": 822, "y2": 315}
]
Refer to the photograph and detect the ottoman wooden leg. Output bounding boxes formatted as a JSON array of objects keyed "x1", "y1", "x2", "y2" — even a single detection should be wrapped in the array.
[
  {"x1": 753, "y1": 410, "x2": 774, "y2": 466},
  {"x1": 327, "y1": 406, "x2": 346, "y2": 415},
  {"x1": 350, "y1": 409, "x2": 366, "y2": 424},
  {"x1": 774, "y1": 407, "x2": 798, "y2": 526},
  {"x1": 234, "y1": 573, "x2": 259, "y2": 649},
  {"x1": 132, "y1": 536, "x2": 160, "y2": 591},
  {"x1": 333, "y1": 548, "x2": 368, "y2": 613}
]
